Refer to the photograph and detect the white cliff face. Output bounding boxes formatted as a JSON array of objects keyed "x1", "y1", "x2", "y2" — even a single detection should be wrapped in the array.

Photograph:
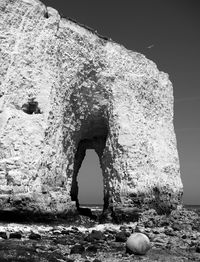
[{"x1": 0, "y1": 0, "x2": 183, "y2": 218}]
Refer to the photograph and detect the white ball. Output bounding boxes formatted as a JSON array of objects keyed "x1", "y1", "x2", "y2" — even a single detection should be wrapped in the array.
[{"x1": 126, "y1": 233, "x2": 151, "y2": 255}]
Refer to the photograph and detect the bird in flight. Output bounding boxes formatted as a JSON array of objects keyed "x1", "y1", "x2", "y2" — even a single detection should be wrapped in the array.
[{"x1": 147, "y1": 44, "x2": 154, "y2": 49}]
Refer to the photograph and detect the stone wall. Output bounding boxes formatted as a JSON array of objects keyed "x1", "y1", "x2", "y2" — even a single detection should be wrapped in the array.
[{"x1": 0, "y1": 0, "x2": 183, "y2": 219}]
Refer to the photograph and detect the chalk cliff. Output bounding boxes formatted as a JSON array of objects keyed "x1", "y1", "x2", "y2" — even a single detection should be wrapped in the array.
[{"x1": 0, "y1": 0, "x2": 183, "y2": 219}]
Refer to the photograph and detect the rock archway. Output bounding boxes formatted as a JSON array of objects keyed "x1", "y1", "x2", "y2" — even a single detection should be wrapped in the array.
[
  {"x1": 0, "y1": 0, "x2": 183, "y2": 220},
  {"x1": 76, "y1": 149, "x2": 104, "y2": 207},
  {"x1": 70, "y1": 129, "x2": 108, "y2": 212}
]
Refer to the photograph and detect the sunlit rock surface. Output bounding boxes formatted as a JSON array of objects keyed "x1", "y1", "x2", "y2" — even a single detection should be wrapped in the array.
[{"x1": 0, "y1": 0, "x2": 183, "y2": 219}]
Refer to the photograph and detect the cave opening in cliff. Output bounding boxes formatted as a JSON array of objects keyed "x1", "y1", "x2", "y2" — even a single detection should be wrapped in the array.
[
  {"x1": 70, "y1": 116, "x2": 109, "y2": 217},
  {"x1": 70, "y1": 137, "x2": 107, "y2": 218},
  {"x1": 77, "y1": 149, "x2": 103, "y2": 210}
]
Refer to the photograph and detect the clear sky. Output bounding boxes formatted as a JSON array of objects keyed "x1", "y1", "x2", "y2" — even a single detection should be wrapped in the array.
[{"x1": 43, "y1": 0, "x2": 200, "y2": 205}]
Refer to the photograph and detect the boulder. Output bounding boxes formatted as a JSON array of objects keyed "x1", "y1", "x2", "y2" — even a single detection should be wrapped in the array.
[{"x1": 126, "y1": 233, "x2": 151, "y2": 255}]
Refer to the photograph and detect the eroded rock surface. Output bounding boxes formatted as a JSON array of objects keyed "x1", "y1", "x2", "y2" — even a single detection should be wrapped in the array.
[
  {"x1": 0, "y1": 208, "x2": 199, "y2": 261},
  {"x1": 0, "y1": 0, "x2": 183, "y2": 219}
]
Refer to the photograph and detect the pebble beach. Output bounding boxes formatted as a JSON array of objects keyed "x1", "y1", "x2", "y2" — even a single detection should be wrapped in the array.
[{"x1": 0, "y1": 206, "x2": 199, "y2": 261}]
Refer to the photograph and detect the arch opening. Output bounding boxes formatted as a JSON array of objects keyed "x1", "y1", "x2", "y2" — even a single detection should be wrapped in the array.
[
  {"x1": 70, "y1": 136, "x2": 108, "y2": 217},
  {"x1": 77, "y1": 149, "x2": 103, "y2": 211},
  {"x1": 69, "y1": 114, "x2": 110, "y2": 218}
]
